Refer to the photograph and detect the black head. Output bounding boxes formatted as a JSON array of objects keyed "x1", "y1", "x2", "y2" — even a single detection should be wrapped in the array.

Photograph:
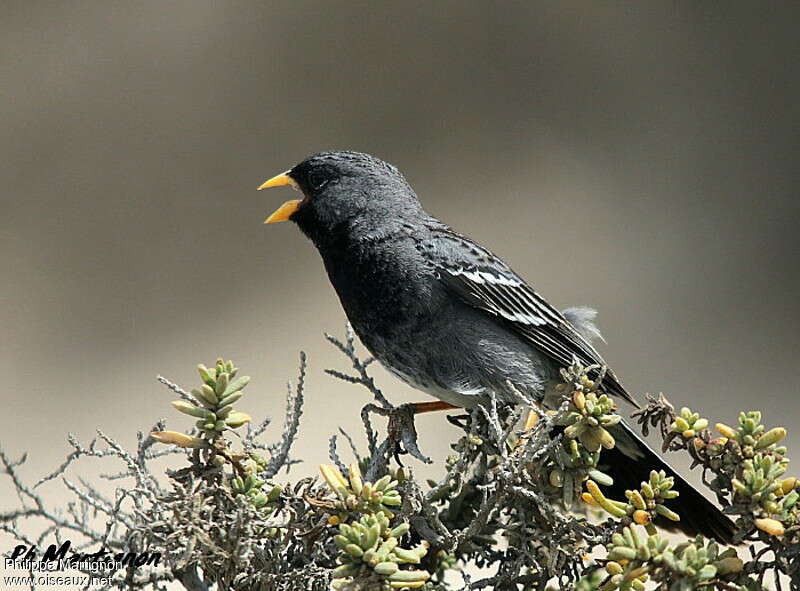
[{"x1": 258, "y1": 151, "x2": 422, "y2": 246}]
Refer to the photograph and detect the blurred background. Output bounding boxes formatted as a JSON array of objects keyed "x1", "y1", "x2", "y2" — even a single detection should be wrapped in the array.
[{"x1": 1, "y1": 0, "x2": 799, "y2": 542}]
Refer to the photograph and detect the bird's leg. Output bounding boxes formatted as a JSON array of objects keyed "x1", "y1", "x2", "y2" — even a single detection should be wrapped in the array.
[
  {"x1": 380, "y1": 403, "x2": 437, "y2": 467},
  {"x1": 391, "y1": 402, "x2": 465, "y2": 464},
  {"x1": 370, "y1": 402, "x2": 461, "y2": 467},
  {"x1": 446, "y1": 413, "x2": 472, "y2": 430},
  {"x1": 513, "y1": 407, "x2": 545, "y2": 456},
  {"x1": 408, "y1": 400, "x2": 459, "y2": 414},
  {"x1": 387, "y1": 402, "x2": 458, "y2": 464},
  {"x1": 411, "y1": 400, "x2": 471, "y2": 435},
  {"x1": 522, "y1": 409, "x2": 539, "y2": 431}
]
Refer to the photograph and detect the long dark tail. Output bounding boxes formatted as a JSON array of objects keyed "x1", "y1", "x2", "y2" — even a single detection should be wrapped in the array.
[{"x1": 601, "y1": 420, "x2": 736, "y2": 544}]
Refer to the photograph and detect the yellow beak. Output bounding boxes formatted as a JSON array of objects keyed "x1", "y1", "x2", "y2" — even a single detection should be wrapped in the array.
[
  {"x1": 264, "y1": 199, "x2": 302, "y2": 224},
  {"x1": 258, "y1": 171, "x2": 301, "y2": 224},
  {"x1": 257, "y1": 171, "x2": 297, "y2": 191}
]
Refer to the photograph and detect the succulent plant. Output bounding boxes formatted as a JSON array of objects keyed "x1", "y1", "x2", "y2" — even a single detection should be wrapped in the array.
[
  {"x1": 331, "y1": 510, "x2": 430, "y2": 589},
  {"x1": 320, "y1": 463, "x2": 403, "y2": 520},
  {"x1": 583, "y1": 470, "x2": 681, "y2": 531},
  {"x1": 580, "y1": 525, "x2": 745, "y2": 591},
  {"x1": 189, "y1": 359, "x2": 252, "y2": 437},
  {"x1": 540, "y1": 361, "x2": 623, "y2": 509},
  {"x1": 230, "y1": 473, "x2": 282, "y2": 511},
  {"x1": 321, "y1": 463, "x2": 431, "y2": 589},
  {"x1": 669, "y1": 407, "x2": 709, "y2": 439},
  {"x1": 3, "y1": 339, "x2": 793, "y2": 591},
  {"x1": 733, "y1": 453, "x2": 798, "y2": 534},
  {"x1": 557, "y1": 362, "x2": 620, "y2": 454},
  {"x1": 151, "y1": 358, "x2": 252, "y2": 448}
]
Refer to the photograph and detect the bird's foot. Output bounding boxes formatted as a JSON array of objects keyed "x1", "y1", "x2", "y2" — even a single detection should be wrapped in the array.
[
  {"x1": 446, "y1": 413, "x2": 471, "y2": 430},
  {"x1": 510, "y1": 408, "x2": 546, "y2": 458},
  {"x1": 387, "y1": 401, "x2": 460, "y2": 463},
  {"x1": 361, "y1": 402, "x2": 433, "y2": 468},
  {"x1": 387, "y1": 403, "x2": 432, "y2": 466}
]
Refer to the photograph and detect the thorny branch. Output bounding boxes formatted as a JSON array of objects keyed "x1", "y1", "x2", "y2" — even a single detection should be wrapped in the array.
[{"x1": 0, "y1": 328, "x2": 797, "y2": 591}]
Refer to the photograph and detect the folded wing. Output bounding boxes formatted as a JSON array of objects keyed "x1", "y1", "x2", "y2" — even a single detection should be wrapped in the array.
[{"x1": 423, "y1": 226, "x2": 637, "y2": 406}]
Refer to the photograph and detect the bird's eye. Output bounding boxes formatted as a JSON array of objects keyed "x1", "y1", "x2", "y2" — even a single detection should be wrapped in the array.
[{"x1": 308, "y1": 170, "x2": 330, "y2": 191}]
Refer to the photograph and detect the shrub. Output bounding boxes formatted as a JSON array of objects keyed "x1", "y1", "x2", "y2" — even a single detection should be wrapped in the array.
[{"x1": 1, "y1": 327, "x2": 797, "y2": 590}]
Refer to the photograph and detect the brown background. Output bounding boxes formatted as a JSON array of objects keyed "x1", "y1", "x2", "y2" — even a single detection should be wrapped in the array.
[{"x1": 1, "y1": 0, "x2": 799, "y2": 547}]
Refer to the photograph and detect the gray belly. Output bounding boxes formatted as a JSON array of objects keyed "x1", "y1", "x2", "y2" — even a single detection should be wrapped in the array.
[
  {"x1": 380, "y1": 362, "x2": 486, "y2": 408},
  {"x1": 357, "y1": 303, "x2": 557, "y2": 410}
]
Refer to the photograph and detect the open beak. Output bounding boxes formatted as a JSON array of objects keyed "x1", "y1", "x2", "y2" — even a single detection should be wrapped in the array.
[{"x1": 257, "y1": 171, "x2": 301, "y2": 224}]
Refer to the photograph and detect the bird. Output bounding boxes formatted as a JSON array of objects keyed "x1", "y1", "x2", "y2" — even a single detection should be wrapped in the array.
[{"x1": 257, "y1": 150, "x2": 735, "y2": 543}]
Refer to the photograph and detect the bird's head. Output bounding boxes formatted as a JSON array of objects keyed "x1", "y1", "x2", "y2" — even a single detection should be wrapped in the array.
[{"x1": 258, "y1": 151, "x2": 421, "y2": 246}]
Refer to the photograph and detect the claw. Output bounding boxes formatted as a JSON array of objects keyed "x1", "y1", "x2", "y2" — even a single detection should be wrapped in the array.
[
  {"x1": 446, "y1": 413, "x2": 471, "y2": 429},
  {"x1": 361, "y1": 401, "x2": 434, "y2": 479},
  {"x1": 392, "y1": 442, "x2": 407, "y2": 466},
  {"x1": 386, "y1": 404, "x2": 432, "y2": 466}
]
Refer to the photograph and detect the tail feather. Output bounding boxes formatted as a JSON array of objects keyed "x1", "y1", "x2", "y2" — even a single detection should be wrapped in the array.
[{"x1": 602, "y1": 420, "x2": 736, "y2": 544}]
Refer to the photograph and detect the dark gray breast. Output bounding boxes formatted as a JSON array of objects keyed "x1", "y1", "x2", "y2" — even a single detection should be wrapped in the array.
[{"x1": 318, "y1": 226, "x2": 555, "y2": 407}]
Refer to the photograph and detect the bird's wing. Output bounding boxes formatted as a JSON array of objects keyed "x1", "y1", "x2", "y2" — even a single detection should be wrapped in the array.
[{"x1": 421, "y1": 225, "x2": 637, "y2": 406}]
